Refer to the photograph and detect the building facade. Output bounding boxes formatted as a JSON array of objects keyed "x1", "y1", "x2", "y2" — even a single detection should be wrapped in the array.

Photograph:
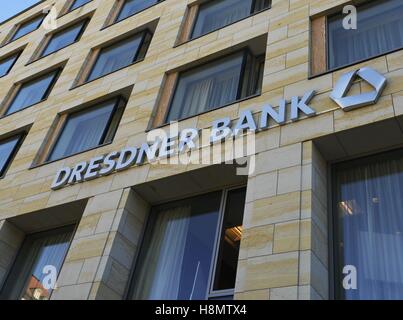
[{"x1": 0, "y1": 0, "x2": 402, "y2": 300}]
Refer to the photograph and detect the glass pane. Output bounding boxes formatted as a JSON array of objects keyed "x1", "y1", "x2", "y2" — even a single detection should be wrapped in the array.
[
  {"x1": 49, "y1": 100, "x2": 116, "y2": 161},
  {"x1": 335, "y1": 150, "x2": 403, "y2": 299},
  {"x1": 131, "y1": 191, "x2": 222, "y2": 300},
  {"x1": 6, "y1": 71, "x2": 58, "y2": 115},
  {"x1": 0, "y1": 136, "x2": 20, "y2": 176},
  {"x1": 87, "y1": 34, "x2": 143, "y2": 81},
  {"x1": 11, "y1": 15, "x2": 44, "y2": 41},
  {"x1": 166, "y1": 52, "x2": 244, "y2": 122},
  {"x1": 70, "y1": 0, "x2": 92, "y2": 11},
  {"x1": 192, "y1": 0, "x2": 253, "y2": 39},
  {"x1": 0, "y1": 53, "x2": 18, "y2": 77},
  {"x1": 328, "y1": 0, "x2": 403, "y2": 69},
  {"x1": 116, "y1": 0, "x2": 159, "y2": 22},
  {"x1": 213, "y1": 187, "x2": 246, "y2": 291},
  {"x1": 41, "y1": 21, "x2": 85, "y2": 57}
]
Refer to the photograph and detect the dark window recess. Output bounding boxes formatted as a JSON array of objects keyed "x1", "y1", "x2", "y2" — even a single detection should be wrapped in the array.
[
  {"x1": 0, "y1": 226, "x2": 74, "y2": 300},
  {"x1": 0, "y1": 51, "x2": 21, "y2": 77},
  {"x1": 115, "y1": 0, "x2": 162, "y2": 23},
  {"x1": 40, "y1": 20, "x2": 88, "y2": 57},
  {"x1": 328, "y1": 0, "x2": 403, "y2": 70},
  {"x1": 47, "y1": 97, "x2": 125, "y2": 161},
  {"x1": 166, "y1": 50, "x2": 264, "y2": 122},
  {"x1": 5, "y1": 69, "x2": 60, "y2": 116},
  {"x1": 69, "y1": 0, "x2": 92, "y2": 11},
  {"x1": 213, "y1": 187, "x2": 246, "y2": 291},
  {"x1": 0, "y1": 135, "x2": 23, "y2": 177},
  {"x1": 11, "y1": 15, "x2": 45, "y2": 42},
  {"x1": 191, "y1": 0, "x2": 271, "y2": 39},
  {"x1": 129, "y1": 187, "x2": 246, "y2": 300},
  {"x1": 333, "y1": 149, "x2": 403, "y2": 300},
  {"x1": 86, "y1": 31, "x2": 151, "y2": 82}
]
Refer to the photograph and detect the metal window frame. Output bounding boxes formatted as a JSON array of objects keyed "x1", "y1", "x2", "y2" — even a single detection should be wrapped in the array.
[
  {"x1": 329, "y1": 147, "x2": 403, "y2": 300},
  {"x1": 125, "y1": 185, "x2": 247, "y2": 300},
  {"x1": 39, "y1": 18, "x2": 90, "y2": 59},
  {"x1": 0, "y1": 133, "x2": 26, "y2": 179},
  {"x1": 0, "y1": 224, "x2": 77, "y2": 300},
  {"x1": 46, "y1": 96, "x2": 126, "y2": 162}
]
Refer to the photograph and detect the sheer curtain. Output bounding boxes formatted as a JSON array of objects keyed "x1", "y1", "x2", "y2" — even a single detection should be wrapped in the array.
[
  {"x1": 88, "y1": 36, "x2": 141, "y2": 81},
  {"x1": 337, "y1": 153, "x2": 403, "y2": 299},
  {"x1": 168, "y1": 53, "x2": 243, "y2": 121},
  {"x1": 132, "y1": 206, "x2": 191, "y2": 300},
  {"x1": 200, "y1": 0, "x2": 251, "y2": 35},
  {"x1": 49, "y1": 103, "x2": 114, "y2": 161},
  {"x1": 329, "y1": 0, "x2": 403, "y2": 69},
  {"x1": 7, "y1": 73, "x2": 55, "y2": 114},
  {"x1": 8, "y1": 230, "x2": 72, "y2": 300}
]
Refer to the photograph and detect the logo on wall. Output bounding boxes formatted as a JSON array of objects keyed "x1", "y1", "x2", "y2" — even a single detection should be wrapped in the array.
[{"x1": 330, "y1": 67, "x2": 387, "y2": 111}]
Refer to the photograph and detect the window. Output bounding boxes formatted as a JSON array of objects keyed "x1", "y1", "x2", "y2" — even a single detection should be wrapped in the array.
[
  {"x1": 115, "y1": 0, "x2": 163, "y2": 23},
  {"x1": 166, "y1": 50, "x2": 264, "y2": 123},
  {"x1": 0, "y1": 51, "x2": 21, "y2": 77},
  {"x1": 39, "y1": 20, "x2": 88, "y2": 58},
  {"x1": 85, "y1": 31, "x2": 151, "y2": 82},
  {"x1": 333, "y1": 149, "x2": 403, "y2": 300},
  {"x1": 10, "y1": 15, "x2": 45, "y2": 42},
  {"x1": 69, "y1": 0, "x2": 92, "y2": 11},
  {"x1": 47, "y1": 97, "x2": 125, "y2": 162},
  {"x1": 129, "y1": 187, "x2": 246, "y2": 300},
  {"x1": 312, "y1": 0, "x2": 403, "y2": 75},
  {"x1": 191, "y1": 0, "x2": 270, "y2": 39},
  {"x1": 4, "y1": 69, "x2": 60, "y2": 116},
  {"x1": 0, "y1": 135, "x2": 23, "y2": 178},
  {"x1": 0, "y1": 226, "x2": 74, "y2": 300}
]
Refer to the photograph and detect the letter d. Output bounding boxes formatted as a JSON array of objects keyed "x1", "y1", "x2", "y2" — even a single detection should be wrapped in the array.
[
  {"x1": 51, "y1": 167, "x2": 71, "y2": 190},
  {"x1": 115, "y1": 147, "x2": 138, "y2": 171}
]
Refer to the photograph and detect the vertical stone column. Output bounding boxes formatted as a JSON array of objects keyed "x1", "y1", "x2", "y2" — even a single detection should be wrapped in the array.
[
  {"x1": 234, "y1": 141, "x2": 329, "y2": 300},
  {"x1": 51, "y1": 188, "x2": 149, "y2": 300},
  {"x1": 0, "y1": 220, "x2": 25, "y2": 290}
]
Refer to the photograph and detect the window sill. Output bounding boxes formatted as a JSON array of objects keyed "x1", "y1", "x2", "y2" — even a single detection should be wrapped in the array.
[
  {"x1": 70, "y1": 58, "x2": 145, "y2": 90},
  {"x1": 148, "y1": 92, "x2": 261, "y2": 132},
  {"x1": 309, "y1": 46, "x2": 403, "y2": 80},
  {"x1": 29, "y1": 141, "x2": 113, "y2": 170},
  {"x1": 173, "y1": 6, "x2": 271, "y2": 49}
]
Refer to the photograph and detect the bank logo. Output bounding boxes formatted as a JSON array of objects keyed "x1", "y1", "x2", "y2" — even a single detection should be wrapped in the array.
[{"x1": 330, "y1": 67, "x2": 387, "y2": 111}]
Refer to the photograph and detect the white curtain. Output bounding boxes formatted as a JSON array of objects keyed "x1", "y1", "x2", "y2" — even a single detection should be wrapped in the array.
[
  {"x1": 132, "y1": 206, "x2": 191, "y2": 300},
  {"x1": 329, "y1": 0, "x2": 403, "y2": 69},
  {"x1": 337, "y1": 154, "x2": 403, "y2": 299},
  {"x1": 200, "y1": 0, "x2": 251, "y2": 35},
  {"x1": 14, "y1": 231, "x2": 72, "y2": 300}
]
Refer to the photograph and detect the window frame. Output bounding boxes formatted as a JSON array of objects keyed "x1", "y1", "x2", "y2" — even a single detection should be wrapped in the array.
[
  {"x1": 0, "y1": 133, "x2": 25, "y2": 179},
  {"x1": 45, "y1": 96, "x2": 126, "y2": 163},
  {"x1": 79, "y1": 30, "x2": 152, "y2": 86},
  {"x1": 6, "y1": 14, "x2": 46, "y2": 45},
  {"x1": 0, "y1": 224, "x2": 76, "y2": 300},
  {"x1": 331, "y1": 147, "x2": 403, "y2": 300},
  {"x1": 163, "y1": 48, "x2": 262, "y2": 124},
  {"x1": 126, "y1": 185, "x2": 247, "y2": 300},
  {"x1": 310, "y1": 0, "x2": 403, "y2": 78},
  {"x1": 180, "y1": 0, "x2": 271, "y2": 44},
  {"x1": 36, "y1": 18, "x2": 90, "y2": 60},
  {"x1": 106, "y1": 0, "x2": 165, "y2": 27},
  {"x1": 2, "y1": 68, "x2": 62, "y2": 117},
  {"x1": 68, "y1": 0, "x2": 93, "y2": 13},
  {"x1": 0, "y1": 50, "x2": 23, "y2": 78}
]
